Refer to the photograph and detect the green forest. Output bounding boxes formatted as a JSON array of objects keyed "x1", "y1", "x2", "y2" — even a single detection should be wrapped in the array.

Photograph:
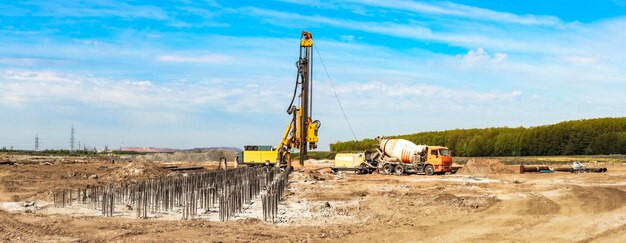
[{"x1": 330, "y1": 117, "x2": 626, "y2": 156}]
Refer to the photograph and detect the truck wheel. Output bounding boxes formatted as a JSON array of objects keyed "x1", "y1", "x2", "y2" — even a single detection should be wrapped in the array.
[
  {"x1": 394, "y1": 164, "x2": 405, "y2": 175},
  {"x1": 425, "y1": 165, "x2": 435, "y2": 176},
  {"x1": 382, "y1": 164, "x2": 394, "y2": 174},
  {"x1": 358, "y1": 164, "x2": 367, "y2": 175}
]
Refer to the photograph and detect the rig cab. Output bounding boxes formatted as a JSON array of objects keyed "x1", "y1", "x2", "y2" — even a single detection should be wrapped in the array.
[{"x1": 237, "y1": 145, "x2": 280, "y2": 166}]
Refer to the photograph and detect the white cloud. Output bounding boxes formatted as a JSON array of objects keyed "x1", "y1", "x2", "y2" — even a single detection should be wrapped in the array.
[
  {"x1": 340, "y1": 35, "x2": 356, "y2": 42},
  {"x1": 493, "y1": 53, "x2": 508, "y2": 62},
  {"x1": 0, "y1": 57, "x2": 70, "y2": 66},
  {"x1": 2, "y1": 70, "x2": 77, "y2": 83},
  {"x1": 243, "y1": 6, "x2": 626, "y2": 59},
  {"x1": 156, "y1": 54, "x2": 233, "y2": 63},
  {"x1": 23, "y1": 1, "x2": 168, "y2": 20},
  {"x1": 0, "y1": 69, "x2": 284, "y2": 114},
  {"x1": 371, "y1": 0, "x2": 561, "y2": 26},
  {"x1": 459, "y1": 48, "x2": 508, "y2": 63},
  {"x1": 276, "y1": 0, "x2": 562, "y2": 26},
  {"x1": 244, "y1": 7, "x2": 552, "y2": 53},
  {"x1": 332, "y1": 81, "x2": 521, "y2": 105},
  {"x1": 562, "y1": 56, "x2": 598, "y2": 65},
  {"x1": 275, "y1": 0, "x2": 339, "y2": 9}
]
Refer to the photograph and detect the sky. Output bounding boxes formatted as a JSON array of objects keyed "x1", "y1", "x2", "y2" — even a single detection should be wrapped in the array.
[{"x1": 1, "y1": 0, "x2": 626, "y2": 150}]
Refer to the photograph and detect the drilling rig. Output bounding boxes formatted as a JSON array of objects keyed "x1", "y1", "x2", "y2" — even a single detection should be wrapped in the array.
[{"x1": 237, "y1": 31, "x2": 321, "y2": 168}]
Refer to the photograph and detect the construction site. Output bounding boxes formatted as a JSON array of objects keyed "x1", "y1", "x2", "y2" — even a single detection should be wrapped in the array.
[
  {"x1": 2, "y1": 7, "x2": 626, "y2": 240},
  {"x1": 0, "y1": 153, "x2": 625, "y2": 242}
]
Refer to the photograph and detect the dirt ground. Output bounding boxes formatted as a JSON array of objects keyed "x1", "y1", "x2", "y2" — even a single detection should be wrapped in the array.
[{"x1": 1, "y1": 155, "x2": 625, "y2": 242}]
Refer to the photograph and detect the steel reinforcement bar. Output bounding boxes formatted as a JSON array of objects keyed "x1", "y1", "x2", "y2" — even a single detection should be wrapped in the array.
[{"x1": 51, "y1": 166, "x2": 291, "y2": 222}]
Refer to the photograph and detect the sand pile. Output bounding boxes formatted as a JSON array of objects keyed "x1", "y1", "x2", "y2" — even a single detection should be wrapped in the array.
[
  {"x1": 108, "y1": 160, "x2": 169, "y2": 180},
  {"x1": 457, "y1": 159, "x2": 518, "y2": 175}
]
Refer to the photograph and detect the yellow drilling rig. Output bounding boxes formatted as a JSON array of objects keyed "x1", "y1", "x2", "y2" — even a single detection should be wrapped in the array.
[{"x1": 237, "y1": 31, "x2": 321, "y2": 168}]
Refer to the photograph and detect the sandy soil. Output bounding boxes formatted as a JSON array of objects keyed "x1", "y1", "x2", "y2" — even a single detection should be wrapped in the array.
[{"x1": 1, "y1": 155, "x2": 625, "y2": 242}]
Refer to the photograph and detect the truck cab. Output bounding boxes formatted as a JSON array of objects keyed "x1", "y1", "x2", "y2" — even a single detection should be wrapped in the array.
[{"x1": 425, "y1": 146, "x2": 453, "y2": 174}]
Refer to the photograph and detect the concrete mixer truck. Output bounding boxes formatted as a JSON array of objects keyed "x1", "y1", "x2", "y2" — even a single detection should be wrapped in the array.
[
  {"x1": 374, "y1": 137, "x2": 453, "y2": 175},
  {"x1": 331, "y1": 136, "x2": 453, "y2": 175}
]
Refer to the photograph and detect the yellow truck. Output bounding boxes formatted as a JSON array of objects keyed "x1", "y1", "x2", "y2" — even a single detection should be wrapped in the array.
[{"x1": 331, "y1": 152, "x2": 375, "y2": 174}]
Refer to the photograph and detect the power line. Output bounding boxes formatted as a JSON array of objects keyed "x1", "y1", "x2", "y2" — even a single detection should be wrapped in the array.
[
  {"x1": 313, "y1": 44, "x2": 358, "y2": 142},
  {"x1": 70, "y1": 124, "x2": 75, "y2": 151}
]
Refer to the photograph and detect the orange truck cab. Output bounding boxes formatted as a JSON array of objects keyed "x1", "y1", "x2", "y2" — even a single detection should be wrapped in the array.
[{"x1": 425, "y1": 146, "x2": 453, "y2": 174}]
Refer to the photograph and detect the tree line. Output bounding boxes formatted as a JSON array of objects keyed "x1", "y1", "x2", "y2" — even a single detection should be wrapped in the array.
[{"x1": 330, "y1": 117, "x2": 626, "y2": 156}]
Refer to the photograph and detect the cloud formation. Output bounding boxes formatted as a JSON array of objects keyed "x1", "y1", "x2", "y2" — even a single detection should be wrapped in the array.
[
  {"x1": 460, "y1": 48, "x2": 508, "y2": 63},
  {"x1": 156, "y1": 54, "x2": 233, "y2": 63},
  {"x1": 1, "y1": 0, "x2": 626, "y2": 149},
  {"x1": 345, "y1": 0, "x2": 563, "y2": 26}
]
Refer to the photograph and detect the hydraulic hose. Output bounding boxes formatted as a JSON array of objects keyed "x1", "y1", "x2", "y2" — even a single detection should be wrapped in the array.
[
  {"x1": 286, "y1": 71, "x2": 299, "y2": 114},
  {"x1": 287, "y1": 50, "x2": 304, "y2": 114}
]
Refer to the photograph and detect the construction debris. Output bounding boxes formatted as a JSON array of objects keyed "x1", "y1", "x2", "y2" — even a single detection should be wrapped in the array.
[
  {"x1": 520, "y1": 165, "x2": 552, "y2": 173},
  {"x1": 0, "y1": 161, "x2": 15, "y2": 165},
  {"x1": 166, "y1": 166, "x2": 205, "y2": 171},
  {"x1": 521, "y1": 162, "x2": 608, "y2": 173}
]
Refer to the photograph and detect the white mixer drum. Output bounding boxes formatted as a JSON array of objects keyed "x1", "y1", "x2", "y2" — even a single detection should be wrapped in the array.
[{"x1": 379, "y1": 138, "x2": 426, "y2": 163}]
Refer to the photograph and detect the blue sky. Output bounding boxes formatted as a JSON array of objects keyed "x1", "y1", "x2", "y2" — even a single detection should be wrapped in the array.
[{"x1": 1, "y1": 0, "x2": 626, "y2": 150}]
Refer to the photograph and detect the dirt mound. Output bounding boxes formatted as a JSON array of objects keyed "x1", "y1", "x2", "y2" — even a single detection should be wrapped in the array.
[
  {"x1": 138, "y1": 150, "x2": 236, "y2": 163},
  {"x1": 521, "y1": 194, "x2": 561, "y2": 215},
  {"x1": 107, "y1": 160, "x2": 169, "y2": 180},
  {"x1": 570, "y1": 186, "x2": 626, "y2": 213},
  {"x1": 457, "y1": 159, "x2": 518, "y2": 175},
  {"x1": 291, "y1": 168, "x2": 337, "y2": 182},
  {"x1": 306, "y1": 168, "x2": 338, "y2": 181}
]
